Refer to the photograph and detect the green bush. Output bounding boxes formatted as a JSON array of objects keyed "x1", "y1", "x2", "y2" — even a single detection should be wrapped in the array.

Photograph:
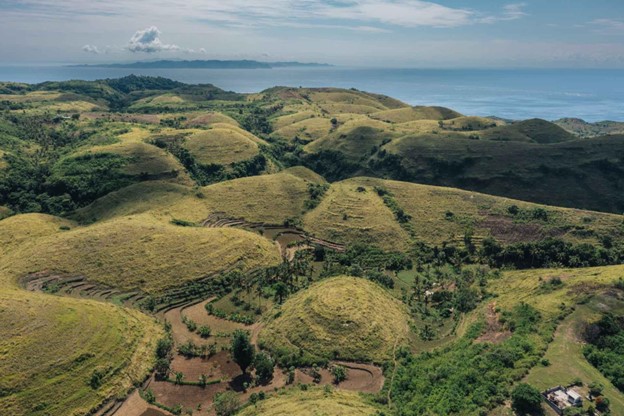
[{"x1": 511, "y1": 383, "x2": 542, "y2": 413}]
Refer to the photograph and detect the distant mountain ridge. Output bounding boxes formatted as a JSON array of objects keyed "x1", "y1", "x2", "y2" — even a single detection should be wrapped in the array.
[{"x1": 69, "y1": 59, "x2": 333, "y2": 69}]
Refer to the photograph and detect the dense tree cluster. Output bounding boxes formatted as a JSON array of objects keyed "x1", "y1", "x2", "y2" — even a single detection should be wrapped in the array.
[{"x1": 584, "y1": 313, "x2": 624, "y2": 391}]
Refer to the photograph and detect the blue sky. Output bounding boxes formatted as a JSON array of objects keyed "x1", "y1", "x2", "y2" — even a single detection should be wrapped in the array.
[{"x1": 1, "y1": 0, "x2": 624, "y2": 67}]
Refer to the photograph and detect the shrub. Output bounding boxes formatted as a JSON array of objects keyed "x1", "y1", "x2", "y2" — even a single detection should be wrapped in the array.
[
  {"x1": 595, "y1": 396, "x2": 610, "y2": 412},
  {"x1": 89, "y1": 368, "x2": 106, "y2": 389},
  {"x1": 198, "y1": 325, "x2": 211, "y2": 338},
  {"x1": 214, "y1": 391, "x2": 240, "y2": 416},
  {"x1": 331, "y1": 365, "x2": 347, "y2": 384},
  {"x1": 254, "y1": 352, "x2": 275, "y2": 384},
  {"x1": 310, "y1": 366, "x2": 322, "y2": 384},
  {"x1": 144, "y1": 388, "x2": 155, "y2": 404},
  {"x1": 511, "y1": 383, "x2": 542, "y2": 413},
  {"x1": 156, "y1": 337, "x2": 173, "y2": 359},
  {"x1": 154, "y1": 358, "x2": 170, "y2": 380}
]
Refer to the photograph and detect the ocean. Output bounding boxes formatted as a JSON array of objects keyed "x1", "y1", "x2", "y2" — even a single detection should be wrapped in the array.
[{"x1": 1, "y1": 66, "x2": 623, "y2": 122}]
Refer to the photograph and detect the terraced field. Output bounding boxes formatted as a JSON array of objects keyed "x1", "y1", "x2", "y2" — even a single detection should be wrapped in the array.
[
  {"x1": 0, "y1": 215, "x2": 162, "y2": 416},
  {"x1": 2, "y1": 215, "x2": 281, "y2": 294}
]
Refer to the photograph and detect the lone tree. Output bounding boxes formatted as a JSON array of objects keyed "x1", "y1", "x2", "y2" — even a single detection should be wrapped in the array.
[
  {"x1": 254, "y1": 352, "x2": 275, "y2": 384},
  {"x1": 511, "y1": 383, "x2": 542, "y2": 414},
  {"x1": 231, "y1": 329, "x2": 255, "y2": 375}
]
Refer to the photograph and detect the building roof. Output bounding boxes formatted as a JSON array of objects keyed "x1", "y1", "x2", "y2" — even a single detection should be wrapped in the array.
[{"x1": 568, "y1": 390, "x2": 582, "y2": 400}]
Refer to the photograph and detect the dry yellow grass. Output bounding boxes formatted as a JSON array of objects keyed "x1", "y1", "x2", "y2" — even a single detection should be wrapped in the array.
[
  {"x1": 440, "y1": 116, "x2": 504, "y2": 130},
  {"x1": 303, "y1": 179, "x2": 411, "y2": 251},
  {"x1": 370, "y1": 106, "x2": 462, "y2": 123},
  {"x1": 0, "y1": 91, "x2": 62, "y2": 103},
  {"x1": 183, "y1": 128, "x2": 261, "y2": 165},
  {"x1": 183, "y1": 111, "x2": 240, "y2": 127},
  {"x1": 73, "y1": 181, "x2": 198, "y2": 223},
  {"x1": 354, "y1": 177, "x2": 624, "y2": 247},
  {"x1": 272, "y1": 110, "x2": 319, "y2": 130},
  {"x1": 309, "y1": 91, "x2": 390, "y2": 110},
  {"x1": 304, "y1": 119, "x2": 394, "y2": 156},
  {"x1": 0, "y1": 214, "x2": 162, "y2": 416},
  {"x1": 75, "y1": 141, "x2": 193, "y2": 185},
  {"x1": 273, "y1": 117, "x2": 333, "y2": 142},
  {"x1": 259, "y1": 276, "x2": 410, "y2": 363},
  {"x1": 195, "y1": 169, "x2": 317, "y2": 223},
  {"x1": 317, "y1": 103, "x2": 385, "y2": 115},
  {"x1": 0, "y1": 213, "x2": 75, "y2": 256},
  {"x1": 1, "y1": 214, "x2": 282, "y2": 294},
  {"x1": 74, "y1": 167, "x2": 325, "y2": 225},
  {"x1": 238, "y1": 388, "x2": 382, "y2": 416}
]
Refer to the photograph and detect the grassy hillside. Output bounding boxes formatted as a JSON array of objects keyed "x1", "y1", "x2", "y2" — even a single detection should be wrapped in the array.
[
  {"x1": 238, "y1": 388, "x2": 382, "y2": 416},
  {"x1": 1, "y1": 215, "x2": 281, "y2": 294},
  {"x1": 0, "y1": 214, "x2": 162, "y2": 416},
  {"x1": 183, "y1": 127, "x2": 264, "y2": 165},
  {"x1": 479, "y1": 118, "x2": 576, "y2": 143},
  {"x1": 74, "y1": 167, "x2": 327, "y2": 225},
  {"x1": 524, "y1": 294, "x2": 624, "y2": 415},
  {"x1": 378, "y1": 134, "x2": 624, "y2": 213},
  {"x1": 555, "y1": 118, "x2": 624, "y2": 138},
  {"x1": 258, "y1": 276, "x2": 410, "y2": 364},
  {"x1": 302, "y1": 176, "x2": 624, "y2": 251},
  {"x1": 369, "y1": 106, "x2": 461, "y2": 123},
  {"x1": 303, "y1": 179, "x2": 411, "y2": 251}
]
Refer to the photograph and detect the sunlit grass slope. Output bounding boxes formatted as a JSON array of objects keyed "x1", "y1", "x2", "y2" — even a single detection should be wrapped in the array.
[
  {"x1": 74, "y1": 167, "x2": 326, "y2": 225},
  {"x1": 0, "y1": 215, "x2": 162, "y2": 416},
  {"x1": 183, "y1": 127, "x2": 263, "y2": 165},
  {"x1": 302, "y1": 179, "x2": 412, "y2": 251},
  {"x1": 259, "y1": 276, "x2": 410, "y2": 363},
  {"x1": 2, "y1": 215, "x2": 281, "y2": 294},
  {"x1": 353, "y1": 177, "x2": 624, "y2": 247},
  {"x1": 238, "y1": 388, "x2": 382, "y2": 416}
]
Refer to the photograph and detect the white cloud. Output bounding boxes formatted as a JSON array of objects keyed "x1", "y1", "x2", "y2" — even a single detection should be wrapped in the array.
[
  {"x1": 316, "y1": 0, "x2": 473, "y2": 28},
  {"x1": 589, "y1": 18, "x2": 624, "y2": 35},
  {"x1": 478, "y1": 3, "x2": 527, "y2": 24},
  {"x1": 81, "y1": 44, "x2": 101, "y2": 54},
  {"x1": 127, "y1": 26, "x2": 179, "y2": 53}
]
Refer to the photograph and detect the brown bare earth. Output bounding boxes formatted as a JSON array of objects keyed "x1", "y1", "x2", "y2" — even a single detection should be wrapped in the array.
[
  {"x1": 479, "y1": 214, "x2": 564, "y2": 244},
  {"x1": 476, "y1": 302, "x2": 512, "y2": 344},
  {"x1": 113, "y1": 390, "x2": 172, "y2": 416},
  {"x1": 114, "y1": 294, "x2": 382, "y2": 416},
  {"x1": 295, "y1": 362, "x2": 384, "y2": 394}
]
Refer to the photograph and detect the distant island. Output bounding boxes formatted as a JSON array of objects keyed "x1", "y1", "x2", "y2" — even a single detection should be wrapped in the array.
[{"x1": 69, "y1": 59, "x2": 333, "y2": 69}]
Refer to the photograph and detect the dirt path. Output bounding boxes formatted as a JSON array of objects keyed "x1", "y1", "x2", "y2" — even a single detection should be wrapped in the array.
[
  {"x1": 295, "y1": 361, "x2": 384, "y2": 394},
  {"x1": 112, "y1": 390, "x2": 172, "y2": 416},
  {"x1": 476, "y1": 302, "x2": 511, "y2": 344}
]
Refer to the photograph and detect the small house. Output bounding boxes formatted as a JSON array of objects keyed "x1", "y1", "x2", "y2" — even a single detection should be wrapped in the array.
[{"x1": 567, "y1": 389, "x2": 582, "y2": 407}]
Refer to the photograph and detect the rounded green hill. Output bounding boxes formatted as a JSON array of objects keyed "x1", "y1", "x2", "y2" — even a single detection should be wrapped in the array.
[{"x1": 258, "y1": 276, "x2": 410, "y2": 364}]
